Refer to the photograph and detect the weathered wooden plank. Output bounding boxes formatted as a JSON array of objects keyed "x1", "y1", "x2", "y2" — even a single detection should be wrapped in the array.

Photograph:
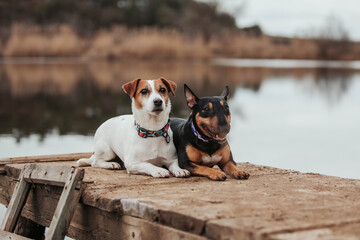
[
  {"x1": 68, "y1": 205, "x2": 207, "y2": 240},
  {"x1": 1, "y1": 164, "x2": 85, "y2": 240},
  {"x1": 0, "y1": 153, "x2": 92, "y2": 173},
  {"x1": 0, "y1": 180, "x2": 205, "y2": 240},
  {"x1": 22, "y1": 164, "x2": 79, "y2": 187},
  {"x1": 269, "y1": 222, "x2": 360, "y2": 240},
  {"x1": 45, "y1": 167, "x2": 85, "y2": 240},
  {"x1": 0, "y1": 167, "x2": 31, "y2": 232},
  {"x1": 1, "y1": 156, "x2": 360, "y2": 240},
  {"x1": 0, "y1": 229, "x2": 31, "y2": 240},
  {"x1": 0, "y1": 172, "x2": 206, "y2": 240}
]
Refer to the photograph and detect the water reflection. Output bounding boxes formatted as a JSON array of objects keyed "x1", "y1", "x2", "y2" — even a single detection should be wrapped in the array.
[
  {"x1": 312, "y1": 68, "x2": 354, "y2": 105},
  {"x1": 0, "y1": 61, "x2": 358, "y2": 141},
  {"x1": 230, "y1": 75, "x2": 360, "y2": 179}
]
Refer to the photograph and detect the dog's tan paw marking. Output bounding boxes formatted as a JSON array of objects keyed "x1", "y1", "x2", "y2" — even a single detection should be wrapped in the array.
[
  {"x1": 208, "y1": 170, "x2": 227, "y2": 181},
  {"x1": 172, "y1": 169, "x2": 190, "y2": 178},
  {"x1": 232, "y1": 170, "x2": 250, "y2": 179},
  {"x1": 151, "y1": 169, "x2": 170, "y2": 178}
]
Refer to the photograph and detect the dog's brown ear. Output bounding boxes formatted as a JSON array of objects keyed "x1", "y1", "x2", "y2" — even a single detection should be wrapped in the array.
[
  {"x1": 220, "y1": 85, "x2": 230, "y2": 101},
  {"x1": 160, "y1": 77, "x2": 177, "y2": 96},
  {"x1": 122, "y1": 78, "x2": 141, "y2": 98},
  {"x1": 184, "y1": 84, "x2": 198, "y2": 109}
]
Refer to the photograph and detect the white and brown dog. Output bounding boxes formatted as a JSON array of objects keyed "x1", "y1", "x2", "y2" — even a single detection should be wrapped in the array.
[{"x1": 77, "y1": 77, "x2": 190, "y2": 178}]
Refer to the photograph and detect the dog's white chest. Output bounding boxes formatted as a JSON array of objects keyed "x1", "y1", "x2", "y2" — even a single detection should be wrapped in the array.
[{"x1": 202, "y1": 155, "x2": 222, "y2": 165}]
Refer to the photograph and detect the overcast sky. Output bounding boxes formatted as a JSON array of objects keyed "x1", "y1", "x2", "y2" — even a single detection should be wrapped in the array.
[{"x1": 218, "y1": 0, "x2": 360, "y2": 40}]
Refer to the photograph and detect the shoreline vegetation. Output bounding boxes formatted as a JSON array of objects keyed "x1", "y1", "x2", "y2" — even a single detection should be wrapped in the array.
[
  {"x1": 1, "y1": 1, "x2": 359, "y2": 61},
  {"x1": 1, "y1": 23, "x2": 360, "y2": 61}
]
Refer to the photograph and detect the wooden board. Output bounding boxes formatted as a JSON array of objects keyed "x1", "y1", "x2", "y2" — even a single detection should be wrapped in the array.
[
  {"x1": 68, "y1": 205, "x2": 207, "y2": 240},
  {"x1": 0, "y1": 178, "x2": 205, "y2": 240},
  {"x1": 1, "y1": 169, "x2": 31, "y2": 232},
  {"x1": 0, "y1": 155, "x2": 360, "y2": 240},
  {"x1": 1, "y1": 164, "x2": 85, "y2": 240},
  {"x1": 0, "y1": 153, "x2": 92, "y2": 173},
  {"x1": 22, "y1": 164, "x2": 81, "y2": 187},
  {"x1": 46, "y1": 167, "x2": 84, "y2": 240}
]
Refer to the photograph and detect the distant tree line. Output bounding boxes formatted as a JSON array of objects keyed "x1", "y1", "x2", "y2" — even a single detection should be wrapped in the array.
[
  {"x1": 300, "y1": 15, "x2": 352, "y2": 60},
  {"x1": 0, "y1": 0, "x2": 249, "y2": 41}
]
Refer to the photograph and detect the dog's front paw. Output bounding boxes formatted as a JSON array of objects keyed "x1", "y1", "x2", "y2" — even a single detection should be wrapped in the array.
[
  {"x1": 208, "y1": 170, "x2": 227, "y2": 181},
  {"x1": 151, "y1": 168, "x2": 170, "y2": 178},
  {"x1": 93, "y1": 161, "x2": 122, "y2": 170},
  {"x1": 232, "y1": 169, "x2": 250, "y2": 179},
  {"x1": 221, "y1": 162, "x2": 250, "y2": 180},
  {"x1": 171, "y1": 168, "x2": 191, "y2": 178},
  {"x1": 109, "y1": 162, "x2": 122, "y2": 170}
]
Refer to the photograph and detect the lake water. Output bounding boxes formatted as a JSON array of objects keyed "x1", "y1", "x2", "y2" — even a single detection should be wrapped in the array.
[{"x1": 0, "y1": 59, "x2": 359, "y2": 179}]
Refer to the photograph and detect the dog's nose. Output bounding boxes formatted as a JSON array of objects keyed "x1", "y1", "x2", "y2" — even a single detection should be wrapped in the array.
[
  {"x1": 219, "y1": 124, "x2": 229, "y2": 134},
  {"x1": 153, "y1": 99, "x2": 163, "y2": 107}
]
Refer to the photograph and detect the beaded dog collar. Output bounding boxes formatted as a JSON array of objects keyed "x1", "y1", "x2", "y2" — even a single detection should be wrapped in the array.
[{"x1": 135, "y1": 119, "x2": 170, "y2": 143}]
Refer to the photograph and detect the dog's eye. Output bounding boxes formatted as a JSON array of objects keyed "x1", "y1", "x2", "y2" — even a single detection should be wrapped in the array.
[
  {"x1": 224, "y1": 103, "x2": 229, "y2": 110},
  {"x1": 140, "y1": 89, "x2": 148, "y2": 95},
  {"x1": 159, "y1": 87, "x2": 166, "y2": 93},
  {"x1": 204, "y1": 106, "x2": 211, "y2": 112}
]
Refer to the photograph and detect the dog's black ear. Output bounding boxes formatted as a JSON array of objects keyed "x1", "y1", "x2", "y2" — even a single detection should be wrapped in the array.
[
  {"x1": 184, "y1": 84, "x2": 198, "y2": 109},
  {"x1": 220, "y1": 85, "x2": 230, "y2": 101},
  {"x1": 122, "y1": 78, "x2": 141, "y2": 98}
]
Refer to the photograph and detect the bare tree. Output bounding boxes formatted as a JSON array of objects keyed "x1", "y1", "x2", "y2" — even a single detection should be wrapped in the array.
[{"x1": 304, "y1": 15, "x2": 352, "y2": 60}]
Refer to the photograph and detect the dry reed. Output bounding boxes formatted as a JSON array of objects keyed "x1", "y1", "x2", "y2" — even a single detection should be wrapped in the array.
[
  {"x1": 211, "y1": 34, "x2": 320, "y2": 59},
  {"x1": 4, "y1": 24, "x2": 86, "y2": 57},
  {"x1": 1, "y1": 23, "x2": 359, "y2": 60},
  {"x1": 86, "y1": 26, "x2": 210, "y2": 59}
]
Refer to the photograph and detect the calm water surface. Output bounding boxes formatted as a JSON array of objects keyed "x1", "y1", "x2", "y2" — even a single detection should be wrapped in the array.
[{"x1": 0, "y1": 59, "x2": 359, "y2": 179}]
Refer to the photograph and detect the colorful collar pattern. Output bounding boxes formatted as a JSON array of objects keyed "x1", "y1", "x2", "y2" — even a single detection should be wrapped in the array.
[
  {"x1": 190, "y1": 119, "x2": 225, "y2": 144},
  {"x1": 135, "y1": 119, "x2": 170, "y2": 143}
]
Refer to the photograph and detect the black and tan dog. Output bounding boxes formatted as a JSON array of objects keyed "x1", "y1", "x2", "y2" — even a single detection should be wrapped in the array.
[{"x1": 171, "y1": 84, "x2": 250, "y2": 181}]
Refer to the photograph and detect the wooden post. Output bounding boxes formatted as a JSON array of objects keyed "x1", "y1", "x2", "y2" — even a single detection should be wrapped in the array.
[
  {"x1": 45, "y1": 167, "x2": 85, "y2": 240},
  {"x1": 1, "y1": 164, "x2": 85, "y2": 240},
  {"x1": 0, "y1": 165, "x2": 31, "y2": 232}
]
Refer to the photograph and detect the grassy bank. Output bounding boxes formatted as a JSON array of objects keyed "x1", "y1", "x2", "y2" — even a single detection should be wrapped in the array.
[{"x1": 1, "y1": 24, "x2": 360, "y2": 60}]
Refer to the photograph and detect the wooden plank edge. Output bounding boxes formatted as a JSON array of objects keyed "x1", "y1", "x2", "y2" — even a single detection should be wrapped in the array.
[
  {"x1": 0, "y1": 153, "x2": 93, "y2": 174},
  {"x1": 0, "y1": 152, "x2": 93, "y2": 166}
]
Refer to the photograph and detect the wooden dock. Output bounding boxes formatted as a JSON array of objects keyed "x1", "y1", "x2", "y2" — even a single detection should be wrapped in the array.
[{"x1": 0, "y1": 153, "x2": 359, "y2": 240}]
